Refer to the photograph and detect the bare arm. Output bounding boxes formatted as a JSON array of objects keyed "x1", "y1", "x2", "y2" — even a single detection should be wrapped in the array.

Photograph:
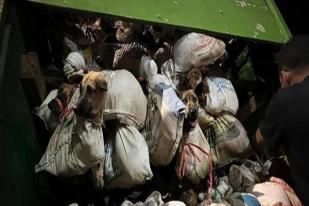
[{"x1": 252, "y1": 128, "x2": 266, "y2": 154}]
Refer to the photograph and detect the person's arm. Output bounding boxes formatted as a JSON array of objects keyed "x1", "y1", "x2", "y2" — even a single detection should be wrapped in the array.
[
  {"x1": 253, "y1": 128, "x2": 266, "y2": 154},
  {"x1": 253, "y1": 94, "x2": 283, "y2": 155}
]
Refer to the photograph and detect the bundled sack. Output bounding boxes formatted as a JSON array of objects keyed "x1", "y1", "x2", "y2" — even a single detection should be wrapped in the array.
[
  {"x1": 173, "y1": 32, "x2": 226, "y2": 73},
  {"x1": 34, "y1": 89, "x2": 59, "y2": 132},
  {"x1": 145, "y1": 74, "x2": 186, "y2": 166},
  {"x1": 211, "y1": 176, "x2": 233, "y2": 202},
  {"x1": 203, "y1": 77, "x2": 239, "y2": 116},
  {"x1": 63, "y1": 52, "x2": 86, "y2": 83},
  {"x1": 139, "y1": 55, "x2": 158, "y2": 81},
  {"x1": 229, "y1": 163, "x2": 260, "y2": 193},
  {"x1": 269, "y1": 177, "x2": 303, "y2": 206},
  {"x1": 250, "y1": 181, "x2": 292, "y2": 206},
  {"x1": 104, "y1": 124, "x2": 153, "y2": 189},
  {"x1": 121, "y1": 191, "x2": 164, "y2": 206},
  {"x1": 176, "y1": 124, "x2": 211, "y2": 184},
  {"x1": 102, "y1": 69, "x2": 147, "y2": 129},
  {"x1": 161, "y1": 59, "x2": 188, "y2": 92},
  {"x1": 198, "y1": 110, "x2": 251, "y2": 166},
  {"x1": 113, "y1": 42, "x2": 148, "y2": 77},
  {"x1": 35, "y1": 89, "x2": 105, "y2": 176}
]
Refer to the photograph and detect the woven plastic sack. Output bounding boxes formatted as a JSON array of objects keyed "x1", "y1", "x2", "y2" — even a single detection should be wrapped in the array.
[
  {"x1": 229, "y1": 164, "x2": 259, "y2": 192},
  {"x1": 198, "y1": 111, "x2": 251, "y2": 166},
  {"x1": 104, "y1": 124, "x2": 153, "y2": 189},
  {"x1": 121, "y1": 191, "x2": 164, "y2": 206},
  {"x1": 269, "y1": 177, "x2": 303, "y2": 206},
  {"x1": 161, "y1": 59, "x2": 187, "y2": 92},
  {"x1": 204, "y1": 77, "x2": 239, "y2": 116},
  {"x1": 176, "y1": 124, "x2": 211, "y2": 184},
  {"x1": 173, "y1": 32, "x2": 226, "y2": 73},
  {"x1": 63, "y1": 52, "x2": 85, "y2": 83},
  {"x1": 35, "y1": 89, "x2": 105, "y2": 176},
  {"x1": 102, "y1": 69, "x2": 147, "y2": 129},
  {"x1": 145, "y1": 74, "x2": 186, "y2": 166},
  {"x1": 34, "y1": 89, "x2": 59, "y2": 132},
  {"x1": 250, "y1": 181, "x2": 292, "y2": 206},
  {"x1": 113, "y1": 42, "x2": 148, "y2": 77},
  {"x1": 211, "y1": 176, "x2": 233, "y2": 201},
  {"x1": 139, "y1": 55, "x2": 158, "y2": 81}
]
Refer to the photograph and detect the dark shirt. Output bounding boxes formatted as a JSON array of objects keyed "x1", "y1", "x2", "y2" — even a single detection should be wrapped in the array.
[{"x1": 259, "y1": 76, "x2": 309, "y2": 205}]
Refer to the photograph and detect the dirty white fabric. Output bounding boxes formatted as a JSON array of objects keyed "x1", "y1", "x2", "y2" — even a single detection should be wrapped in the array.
[
  {"x1": 113, "y1": 42, "x2": 148, "y2": 77},
  {"x1": 198, "y1": 112, "x2": 251, "y2": 166},
  {"x1": 173, "y1": 32, "x2": 226, "y2": 73},
  {"x1": 63, "y1": 51, "x2": 85, "y2": 82},
  {"x1": 105, "y1": 125, "x2": 153, "y2": 189},
  {"x1": 204, "y1": 77, "x2": 239, "y2": 116},
  {"x1": 102, "y1": 69, "x2": 147, "y2": 129},
  {"x1": 163, "y1": 201, "x2": 186, "y2": 206},
  {"x1": 269, "y1": 177, "x2": 303, "y2": 206},
  {"x1": 34, "y1": 89, "x2": 59, "y2": 132},
  {"x1": 35, "y1": 89, "x2": 105, "y2": 176},
  {"x1": 161, "y1": 59, "x2": 187, "y2": 92},
  {"x1": 229, "y1": 164, "x2": 259, "y2": 193},
  {"x1": 145, "y1": 75, "x2": 186, "y2": 166},
  {"x1": 176, "y1": 124, "x2": 211, "y2": 184},
  {"x1": 250, "y1": 182, "x2": 291, "y2": 206},
  {"x1": 211, "y1": 176, "x2": 233, "y2": 201},
  {"x1": 139, "y1": 55, "x2": 158, "y2": 81},
  {"x1": 121, "y1": 191, "x2": 164, "y2": 206}
]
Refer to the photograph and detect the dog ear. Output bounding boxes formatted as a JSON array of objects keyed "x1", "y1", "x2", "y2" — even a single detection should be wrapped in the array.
[{"x1": 96, "y1": 76, "x2": 108, "y2": 91}]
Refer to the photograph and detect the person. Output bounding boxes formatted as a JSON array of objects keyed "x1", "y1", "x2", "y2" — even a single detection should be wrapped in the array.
[{"x1": 254, "y1": 35, "x2": 309, "y2": 205}]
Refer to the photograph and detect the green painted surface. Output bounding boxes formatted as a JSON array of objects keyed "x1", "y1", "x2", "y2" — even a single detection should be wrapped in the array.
[
  {"x1": 28, "y1": 0, "x2": 291, "y2": 43},
  {"x1": 0, "y1": 5, "x2": 40, "y2": 206}
]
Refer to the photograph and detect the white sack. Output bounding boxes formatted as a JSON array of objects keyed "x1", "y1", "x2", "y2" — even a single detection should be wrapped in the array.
[
  {"x1": 173, "y1": 32, "x2": 226, "y2": 73},
  {"x1": 105, "y1": 125, "x2": 153, "y2": 189},
  {"x1": 102, "y1": 69, "x2": 147, "y2": 129}
]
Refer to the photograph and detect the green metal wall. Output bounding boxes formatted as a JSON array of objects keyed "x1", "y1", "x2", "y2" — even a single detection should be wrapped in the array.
[
  {"x1": 0, "y1": 3, "x2": 40, "y2": 206},
  {"x1": 28, "y1": 0, "x2": 291, "y2": 44}
]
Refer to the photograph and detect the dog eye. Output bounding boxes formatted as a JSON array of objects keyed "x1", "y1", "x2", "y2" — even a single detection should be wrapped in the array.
[
  {"x1": 87, "y1": 86, "x2": 94, "y2": 95},
  {"x1": 192, "y1": 96, "x2": 198, "y2": 103}
]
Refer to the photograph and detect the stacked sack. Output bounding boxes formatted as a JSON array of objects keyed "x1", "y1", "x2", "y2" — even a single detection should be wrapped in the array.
[
  {"x1": 100, "y1": 69, "x2": 153, "y2": 188},
  {"x1": 140, "y1": 56, "x2": 186, "y2": 166},
  {"x1": 35, "y1": 88, "x2": 105, "y2": 177},
  {"x1": 163, "y1": 32, "x2": 251, "y2": 167}
]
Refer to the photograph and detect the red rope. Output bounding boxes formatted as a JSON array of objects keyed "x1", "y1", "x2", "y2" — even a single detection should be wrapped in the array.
[
  {"x1": 178, "y1": 142, "x2": 213, "y2": 203},
  {"x1": 58, "y1": 86, "x2": 77, "y2": 122},
  {"x1": 53, "y1": 97, "x2": 64, "y2": 113}
]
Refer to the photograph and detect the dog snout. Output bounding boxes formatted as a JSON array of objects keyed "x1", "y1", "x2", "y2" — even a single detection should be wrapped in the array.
[
  {"x1": 188, "y1": 109, "x2": 198, "y2": 121},
  {"x1": 74, "y1": 96, "x2": 97, "y2": 119}
]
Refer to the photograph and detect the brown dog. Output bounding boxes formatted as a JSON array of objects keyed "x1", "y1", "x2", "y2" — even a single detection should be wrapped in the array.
[
  {"x1": 180, "y1": 89, "x2": 200, "y2": 133},
  {"x1": 186, "y1": 68, "x2": 209, "y2": 108},
  {"x1": 74, "y1": 71, "x2": 108, "y2": 124},
  {"x1": 48, "y1": 83, "x2": 76, "y2": 118}
]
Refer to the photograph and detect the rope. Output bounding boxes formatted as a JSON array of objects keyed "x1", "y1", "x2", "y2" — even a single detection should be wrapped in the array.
[
  {"x1": 58, "y1": 86, "x2": 77, "y2": 123},
  {"x1": 178, "y1": 141, "x2": 213, "y2": 203}
]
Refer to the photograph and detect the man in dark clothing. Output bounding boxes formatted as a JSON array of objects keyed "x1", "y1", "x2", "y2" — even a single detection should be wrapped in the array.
[{"x1": 254, "y1": 35, "x2": 309, "y2": 205}]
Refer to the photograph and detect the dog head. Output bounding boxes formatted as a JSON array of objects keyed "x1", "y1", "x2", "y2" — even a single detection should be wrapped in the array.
[
  {"x1": 187, "y1": 68, "x2": 209, "y2": 108},
  {"x1": 180, "y1": 89, "x2": 199, "y2": 132},
  {"x1": 48, "y1": 83, "x2": 76, "y2": 115},
  {"x1": 187, "y1": 68, "x2": 203, "y2": 90},
  {"x1": 74, "y1": 71, "x2": 107, "y2": 124}
]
